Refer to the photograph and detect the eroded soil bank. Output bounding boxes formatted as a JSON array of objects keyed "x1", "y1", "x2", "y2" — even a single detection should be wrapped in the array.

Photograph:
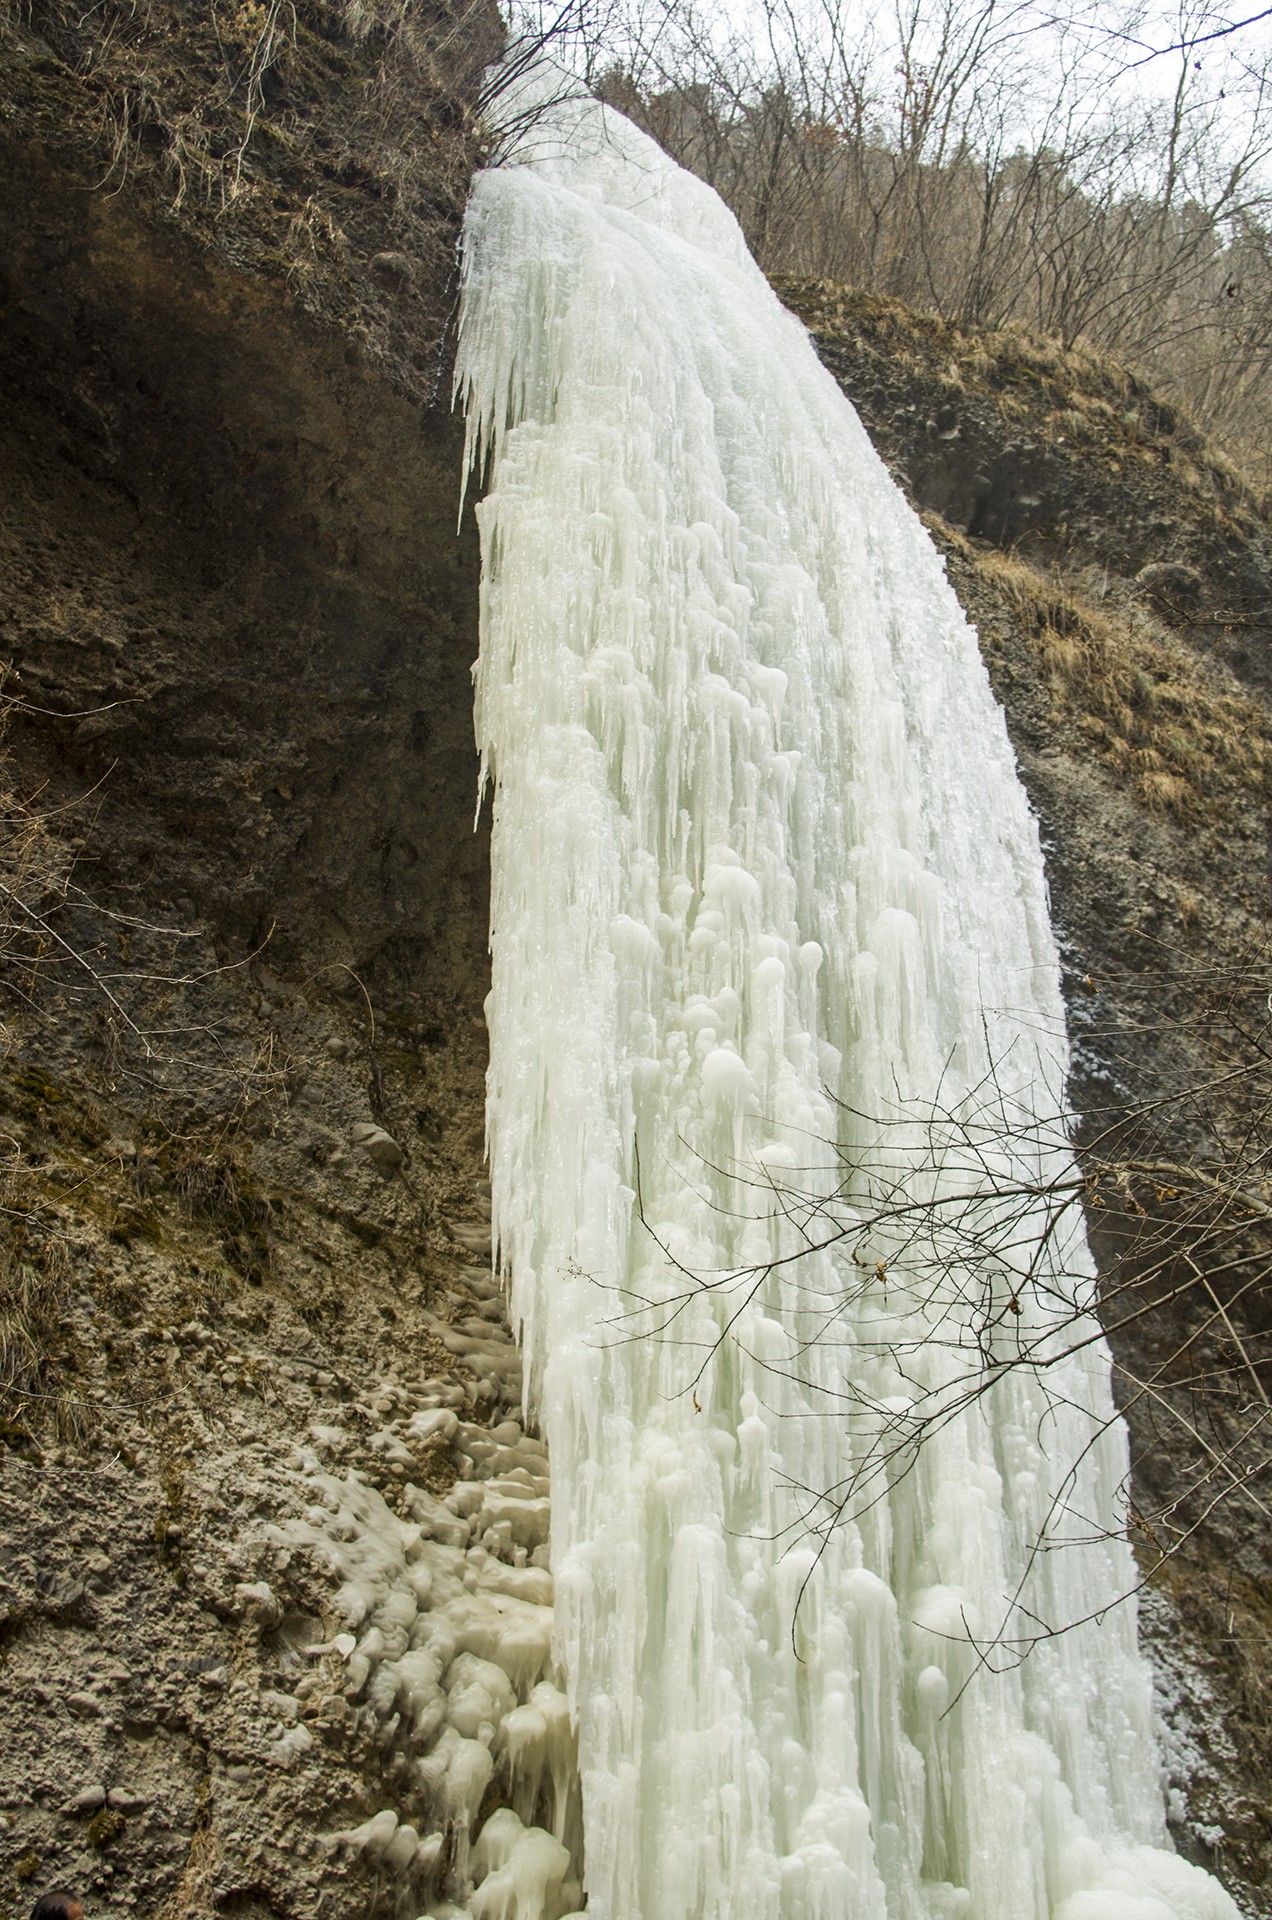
[{"x1": 0, "y1": 9, "x2": 545, "y2": 1910}]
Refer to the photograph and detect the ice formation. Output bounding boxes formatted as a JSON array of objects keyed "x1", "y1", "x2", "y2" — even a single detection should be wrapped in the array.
[
  {"x1": 455, "y1": 68, "x2": 1240, "y2": 1920},
  {"x1": 286, "y1": 1380, "x2": 585, "y2": 1915}
]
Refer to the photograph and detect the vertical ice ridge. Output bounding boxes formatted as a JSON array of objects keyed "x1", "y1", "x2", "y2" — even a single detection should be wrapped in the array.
[{"x1": 456, "y1": 71, "x2": 1239, "y2": 1920}]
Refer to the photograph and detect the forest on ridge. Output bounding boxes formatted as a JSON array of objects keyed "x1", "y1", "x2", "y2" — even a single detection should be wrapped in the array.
[{"x1": 508, "y1": 0, "x2": 1272, "y2": 486}]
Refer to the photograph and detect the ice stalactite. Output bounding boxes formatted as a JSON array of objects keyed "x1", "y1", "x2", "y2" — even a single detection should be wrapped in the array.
[{"x1": 456, "y1": 70, "x2": 1239, "y2": 1920}]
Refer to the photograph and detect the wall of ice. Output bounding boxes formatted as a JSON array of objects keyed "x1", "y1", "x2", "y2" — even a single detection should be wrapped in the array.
[{"x1": 455, "y1": 70, "x2": 1240, "y2": 1920}]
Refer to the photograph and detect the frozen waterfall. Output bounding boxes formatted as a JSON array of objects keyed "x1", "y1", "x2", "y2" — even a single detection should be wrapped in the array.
[{"x1": 455, "y1": 73, "x2": 1238, "y2": 1920}]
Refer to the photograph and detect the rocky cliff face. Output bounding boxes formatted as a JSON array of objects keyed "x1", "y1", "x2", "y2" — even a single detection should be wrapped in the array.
[
  {"x1": 1, "y1": 23, "x2": 1270, "y2": 1920},
  {"x1": 0, "y1": 7, "x2": 539, "y2": 1915}
]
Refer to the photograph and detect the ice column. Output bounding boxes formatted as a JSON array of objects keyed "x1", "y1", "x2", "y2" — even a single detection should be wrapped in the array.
[{"x1": 455, "y1": 74, "x2": 1239, "y2": 1920}]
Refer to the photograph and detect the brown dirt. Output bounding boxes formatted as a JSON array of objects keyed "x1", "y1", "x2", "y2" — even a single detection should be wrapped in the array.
[{"x1": 0, "y1": 4, "x2": 517, "y2": 1912}]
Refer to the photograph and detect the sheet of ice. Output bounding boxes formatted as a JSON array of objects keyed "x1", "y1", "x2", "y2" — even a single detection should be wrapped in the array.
[{"x1": 456, "y1": 67, "x2": 1239, "y2": 1920}]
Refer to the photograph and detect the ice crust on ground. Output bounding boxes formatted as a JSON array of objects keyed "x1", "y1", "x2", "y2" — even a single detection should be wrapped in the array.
[
  {"x1": 280, "y1": 1307, "x2": 585, "y2": 1919},
  {"x1": 455, "y1": 69, "x2": 1240, "y2": 1920}
]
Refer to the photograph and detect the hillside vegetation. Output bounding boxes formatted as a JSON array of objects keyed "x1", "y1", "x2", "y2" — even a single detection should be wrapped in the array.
[{"x1": 7, "y1": 0, "x2": 499, "y2": 397}]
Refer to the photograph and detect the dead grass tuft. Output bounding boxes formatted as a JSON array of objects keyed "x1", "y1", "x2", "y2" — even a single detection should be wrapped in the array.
[
  {"x1": 0, "y1": 1158, "x2": 90, "y2": 1445},
  {"x1": 968, "y1": 544, "x2": 1268, "y2": 816},
  {"x1": 172, "y1": 1141, "x2": 273, "y2": 1285},
  {"x1": 0, "y1": 701, "x2": 74, "y2": 1032}
]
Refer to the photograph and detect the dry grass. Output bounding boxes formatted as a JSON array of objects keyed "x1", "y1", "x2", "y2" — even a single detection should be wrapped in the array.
[
  {"x1": 779, "y1": 279, "x2": 1144, "y2": 404},
  {"x1": 155, "y1": 1780, "x2": 218, "y2": 1920},
  {"x1": 0, "y1": 1159, "x2": 89, "y2": 1445},
  {"x1": 29, "y1": 0, "x2": 496, "y2": 216},
  {"x1": 776, "y1": 279, "x2": 1255, "y2": 511},
  {"x1": 964, "y1": 542, "x2": 1268, "y2": 817},
  {"x1": 0, "y1": 708, "x2": 73, "y2": 1034},
  {"x1": 6, "y1": 0, "x2": 501, "y2": 397},
  {"x1": 778, "y1": 274, "x2": 1271, "y2": 830},
  {"x1": 171, "y1": 1140, "x2": 273, "y2": 1285}
]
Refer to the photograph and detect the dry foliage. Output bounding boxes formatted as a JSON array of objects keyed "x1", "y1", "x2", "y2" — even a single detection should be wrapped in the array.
[
  {"x1": 0, "y1": 1155, "x2": 88, "y2": 1445},
  {"x1": 0, "y1": 703, "x2": 75, "y2": 1038},
  {"x1": 962, "y1": 542, "x2": 1269, "y2": 816},
  {"x1": 5, "y1": 0, "x2": 502, "y2": 393},
  {"x1": 19, "y1": 0, "x2": 496, "y2": 210},
  {"x1": 775, "y1": 278, "x2": 1262, "y2": 514}
]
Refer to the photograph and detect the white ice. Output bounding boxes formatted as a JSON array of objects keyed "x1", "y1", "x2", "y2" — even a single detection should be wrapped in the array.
[{"x1": 455, "y1": 64, "x2": 1240, "y2": 1920}]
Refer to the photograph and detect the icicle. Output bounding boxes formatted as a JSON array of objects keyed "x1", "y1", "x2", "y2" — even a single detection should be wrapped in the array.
[{"x1": 456, "y1": 61, "x2": 1238, "y2": 1920}]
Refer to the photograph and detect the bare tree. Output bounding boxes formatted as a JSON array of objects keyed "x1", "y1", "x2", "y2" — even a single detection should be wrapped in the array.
[{"x1": 578, "y1": 0, "x2": 1272, "y2": 475}]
